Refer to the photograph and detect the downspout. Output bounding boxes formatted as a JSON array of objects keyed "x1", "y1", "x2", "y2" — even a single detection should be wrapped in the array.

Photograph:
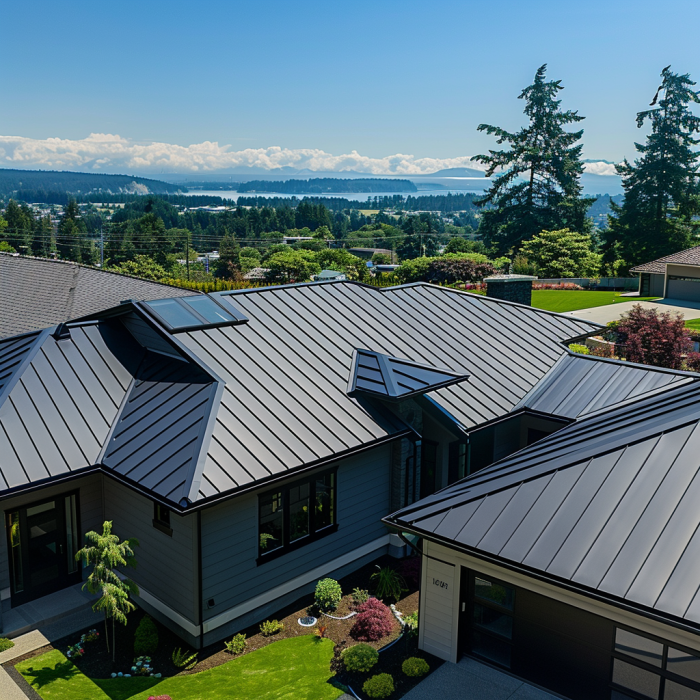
[{"x1": 197, "y1": 509, "x2": 203, "y2": 649}]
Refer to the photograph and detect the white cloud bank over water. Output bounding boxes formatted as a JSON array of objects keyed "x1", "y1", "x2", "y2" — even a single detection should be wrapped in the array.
[{"x1": 0, "y1": 133, "x2": 619, "y2": 177}]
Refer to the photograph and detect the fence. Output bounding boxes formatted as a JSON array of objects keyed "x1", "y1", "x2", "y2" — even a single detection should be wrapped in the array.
[{"x1": 537, "y1": 277, "x2": 639, "y2": 291}]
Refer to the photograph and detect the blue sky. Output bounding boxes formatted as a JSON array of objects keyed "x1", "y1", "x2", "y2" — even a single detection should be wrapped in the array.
[{"x1": 3, "y1": 0, "x2": 700, "y2": 173}]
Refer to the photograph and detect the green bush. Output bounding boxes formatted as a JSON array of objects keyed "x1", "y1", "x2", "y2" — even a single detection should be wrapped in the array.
[
  {"x1": 363, "y1": 673, "x2": 395, "y2": 698},
  {"x1": 0, "y1": 637, "x2": 15, "y2": 652},
  {"x1": 568, "y1": 343, "x2": 590, "y2": 355},
  {"x1": 403, "y1": 611, "x2": 418, "y2": 637},
  {"x1": 342, "y1": 643, "x2": 379, "y2": 673},
  {"x1": 134, "y1": 615, "x2": 159, "y2": 657},
  {"x1": 260, "y1": 619, "x2": 284, "y2": 636},
  {"x1": 315, "y1": 578, "x2": 342, "y2": 611},
  {"x1": 352, "y1": 587, "x2": 369, "y2": 607},
  {"x1": 402, "y1": 657, "x2": 430, "y2": 677},
  {"x1": 370, "y1": 566, "x2": 407, "y2": 603},
  {"x1": 172, "y1": 647, "x2": 198, "y2": 670},
  {"x1": 224, "y1": 633, "x2": 247, "y2": 655}
]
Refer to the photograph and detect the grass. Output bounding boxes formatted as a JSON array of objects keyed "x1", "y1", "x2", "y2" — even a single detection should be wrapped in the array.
[
  {"x1": 17, "y1": 636, "x2": 343, "y2": 700},
  {"x1": 686, "y1": 318, "x2": 700, "y2": 331},
  {"x1": 531, "y1": 290, "x2": 660, "y2": 313}
]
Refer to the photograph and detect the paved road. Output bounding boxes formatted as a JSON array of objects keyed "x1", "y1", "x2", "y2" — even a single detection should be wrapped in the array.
[
  {"x1": 402, "y1": 656, "x2": 561, "y2": 700},
  {"x1": 565, "y1": 298, "x2": 700, "y2": 326}
]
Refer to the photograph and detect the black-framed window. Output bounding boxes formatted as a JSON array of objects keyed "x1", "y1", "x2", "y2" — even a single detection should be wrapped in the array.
[
  {"x1": 611, "y1": 626, "x2": 700, "y2": 699},
  {"x1": 153, "y1": 502, "x2": 172, "y2": 536},
  {"x1": 141, "y1": 296, "x2": 248, "y2": 333},
  {"x1": 469, "y1": 573, "x2": 515, "y2": 669},
  {"x1": 258, "y1": 470, "x2": 337, "y2": 561}
]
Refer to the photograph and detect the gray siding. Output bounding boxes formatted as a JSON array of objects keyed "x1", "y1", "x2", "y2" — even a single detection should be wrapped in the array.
[
  {"x1": 0, "y1": 474, "x2": 104, "y2": 600},
  {"x1": 201, "y1": 443, "x2": 392, "y2": 635},
  {"x1": 650, "y1": 273, "x2": 665, "y2": 297},
  {"x1": 103, "y1": 479, "x2": 199, "y2": 625}
]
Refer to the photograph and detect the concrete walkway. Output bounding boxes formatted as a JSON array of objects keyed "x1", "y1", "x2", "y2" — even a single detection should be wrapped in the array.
[
  {"x1": 566, "y1": 298, "x2": 700, "y2": 325},
  {"x1": 402, "y1": 656, "x2": 562, "y2": 700}
]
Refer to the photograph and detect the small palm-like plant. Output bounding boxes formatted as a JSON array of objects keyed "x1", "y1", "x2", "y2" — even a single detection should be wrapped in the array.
[
  {"x1": 75, "y1": 521, "x2": 139, "y2": 662},
  {"x1": 370, "y1": 565, "x2": 407, "y2": 603}
]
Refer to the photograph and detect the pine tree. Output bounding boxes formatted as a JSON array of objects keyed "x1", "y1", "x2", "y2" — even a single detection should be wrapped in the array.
[
  {"x1": 472, "y1": 64, "x2": 592, "y2": 254},
  {"x1": 605, "y1": 67, "x2": 700, "y2": 269}
]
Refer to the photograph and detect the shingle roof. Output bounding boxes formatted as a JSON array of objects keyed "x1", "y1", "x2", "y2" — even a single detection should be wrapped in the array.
[
  {"x1": 386, "y1": 380, "x2": 700, "y2": 628},
  {"x1": 0, "y1": 253, "x2": 197, "y2": 338},
  {"x1": 0, "y1": 281, "x2": 599, "y2": 508},
  {"x1": 629, "y1": 245, "x2": 700, "y2": 274}
]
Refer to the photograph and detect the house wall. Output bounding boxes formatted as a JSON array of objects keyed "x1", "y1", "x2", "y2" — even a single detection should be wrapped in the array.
[
  {"x1": 0, "y1": 474, "x2": 104, "y2": 619},
  {"x1": 199, "y1": 443, "x2": 393, "y2": 645},
  {"x1": 419, "y1": 540, "x2": 700, "y2": 700},
  {"x1": 103, "y1": 478, "x2": 200, "y2": 645},
  {"x1": 649, "y1": 273, "x2": 665, "y2": 297}
]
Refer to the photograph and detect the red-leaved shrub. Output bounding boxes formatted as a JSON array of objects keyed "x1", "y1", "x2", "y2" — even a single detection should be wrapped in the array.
[
  {"x1": 685, "y1": 352, "x2": 700, "y2": 372},
  {"x1": 616, "y1": 305, "x2": 691, "y2": 369},
  {"x1": 350, "y1": 598, "x2": 394, "y2": 642},
  {"x1": 148, "y1": 696, "x2": 172, "y2": 700}
]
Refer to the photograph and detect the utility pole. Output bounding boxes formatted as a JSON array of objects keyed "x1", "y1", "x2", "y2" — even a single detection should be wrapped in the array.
[
  {"x1": 100, "y1": 224, "x2": 104, "y2": 267},
  {"x1": 186, "y1": 237, "x2": 190, "y2": 281}
]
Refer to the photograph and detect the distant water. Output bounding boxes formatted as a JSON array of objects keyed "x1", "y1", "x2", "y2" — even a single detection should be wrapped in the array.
[{"x1": 180, "y1": 187, "x2": 488, "y2": 202}]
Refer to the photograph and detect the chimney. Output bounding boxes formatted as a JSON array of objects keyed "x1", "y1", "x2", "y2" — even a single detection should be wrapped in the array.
[{"x1": 484, "y1": 274, "x2": 537, "y2": 306}]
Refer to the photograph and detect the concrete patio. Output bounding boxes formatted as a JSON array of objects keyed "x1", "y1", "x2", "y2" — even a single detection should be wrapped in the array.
[
  {"x1": 566, "y1": 298, "x2": 700, "y2": 325},
  {"x1": 402, "y1": 656, "x2": 563, "y2": 700}
]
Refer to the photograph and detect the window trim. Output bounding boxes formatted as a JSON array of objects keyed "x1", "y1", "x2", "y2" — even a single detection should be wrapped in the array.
[
  {"x1": 139, "y1": 296, "x2": 248, "y2": 334},
  {"x1": 256, "y1": 468, "x2": 338, "y2": 565},
  {"x1": 153, "y1": 502, "x2": 173, "y2": 536}
]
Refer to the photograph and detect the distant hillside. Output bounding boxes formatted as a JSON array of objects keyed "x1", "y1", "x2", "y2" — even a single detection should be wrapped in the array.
[
  {"x1": 427, "y1": 167, "x2": 487, "y2": 178},
  {"x1": 0, "y1": 168, "x2": 183, "y2": 201},
  {"x1": 236, "y1": 178, "x2": 418, "y2": 194}
]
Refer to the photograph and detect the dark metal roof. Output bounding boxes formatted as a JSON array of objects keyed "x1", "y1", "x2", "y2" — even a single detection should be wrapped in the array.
[
  {"x1": 629, "y1": 245, "x2": 700, "y2": 274},
  {"x1": 0, "y1": 331, "x2": 43, "y2": 399},
  {"x1": 0, "y1": 252, "x2": 198, "y2": 339},
  {"x1": 347, "y1": 349, "x2": 470, "y2": 401},
  {"x1": 386, "y1": 380, "x2": 700, "y2": 627},
  {"x1": 514, "y1": 353, "x2": 693, "y2": 419},
  {"x1": 0, "y1": 281, "x2": 599, "y2": 508}
]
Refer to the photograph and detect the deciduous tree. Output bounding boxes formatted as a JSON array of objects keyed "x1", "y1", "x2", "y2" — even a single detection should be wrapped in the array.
[{"x1": 520, "y1": 228, "x2": 600, "y2": 278}]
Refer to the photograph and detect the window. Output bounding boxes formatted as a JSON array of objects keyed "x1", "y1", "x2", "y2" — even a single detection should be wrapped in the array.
[
  {"x1": 258, "y1": 470, "x2": 337, "y2": 561},
  {"x1": 612, "y1": 628, "x2": 700, "y2": 700},
  {"x1": 153, "y1": 502, "x2": 172, "y2": 536},
  {"x1": 142, "y1": 296, "x2": 247, "y2": 332}
]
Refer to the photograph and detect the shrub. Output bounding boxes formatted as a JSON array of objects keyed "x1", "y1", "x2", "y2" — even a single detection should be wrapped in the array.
[
  {"x1": 342, "y1": 643, "x2": 379, "y2": 673},
  {"x1": 315, "y1": 578, "x2": 342, "y2": 611},
  {"x1": 402, "y1": 657, "x2": 430, "y2": 677},
  {"x1": 172, "y1": 647, "x2": 198, "y2": 670},
  {"x1": 403, "y1": 611, "x2": 418, "y2": 637},
  {"x1": 363, "y1": 673, "x2": 395, "y2": 698},
  {"x1": 568, "y1": 343, "x2": 589, "y2": 355},
  {"x1": 0, "y1": 638, "x2": 15, "y2": 652},
  {"x1": 134, "y1": 615, "x2": 159, "y2": 657},
  {"x1": 427, "y1": 258, "x2": 496, "y2": 285},
  {"x1": 685, "y1": 352, "x2": 700, "y2": 372},
  {"x1": 615, "y1": 304, "x2": 691, "y2": 369},
  {"x1": 352, "y1": 587, "x2": 369, "y2": 607},
  {"x1": 370, "y1": 566, "x2": 407, "y2": 602},
  {"x1": 224, "y1": 633, "x2": 247, "y2": 655},
  {"x1": 260, "y1": 619, "x2": 284, "y2": 636},
  {"x1": 350, "y1": 598, "x2": 394, "y2": 642}
]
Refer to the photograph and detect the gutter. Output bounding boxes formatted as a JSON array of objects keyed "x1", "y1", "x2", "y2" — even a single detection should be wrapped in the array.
[{"x1": 383, "y1": 519, "x2": 700, "y2": 639}]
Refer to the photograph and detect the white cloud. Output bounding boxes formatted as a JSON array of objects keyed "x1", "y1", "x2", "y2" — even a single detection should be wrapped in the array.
[{"x1": 0, "y1": 133, "x2": 620, "y2": 177}]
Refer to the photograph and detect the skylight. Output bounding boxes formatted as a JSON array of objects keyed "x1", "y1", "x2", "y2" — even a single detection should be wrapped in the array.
[{"x1": 142, "y1": 296, "x2": 248, "y2": 332}]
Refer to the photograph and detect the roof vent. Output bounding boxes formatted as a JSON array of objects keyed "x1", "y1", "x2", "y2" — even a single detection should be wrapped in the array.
[{"x1": 347, "y1": 349, "x2": 469, "y2": 402}]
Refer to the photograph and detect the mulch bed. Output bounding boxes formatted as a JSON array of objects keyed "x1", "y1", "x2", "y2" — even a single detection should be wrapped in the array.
[{"x1": 8, "y1": 554, "x2": 440, "y2": 697}]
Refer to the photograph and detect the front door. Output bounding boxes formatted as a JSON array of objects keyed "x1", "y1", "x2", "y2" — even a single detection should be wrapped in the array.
[{"x1": 5, "y1": 492, "x2": 81, "y2": 606}]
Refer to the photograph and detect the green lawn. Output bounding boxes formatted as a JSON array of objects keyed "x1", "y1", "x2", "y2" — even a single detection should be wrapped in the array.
[
  {"x1": 16, "y1": 636, "x2": 343, "y2": 700},
  {"x1": 686, "y1": 318, "x2": 700, "y2": 331},
  {"x1": 531, "y1": 290, "x2": 659, "y2": 313}
]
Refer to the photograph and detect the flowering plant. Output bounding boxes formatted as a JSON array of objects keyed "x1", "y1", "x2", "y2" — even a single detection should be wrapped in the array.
[
  {"x1": 66, "y1": 643, "x2": 85, "y2": 658},
  {"x1": 131, "y1": 656, "x2": 155, "y2": 676},
  {"x1": 80, "y1": 629, "x2": 100, "y2": 644}
]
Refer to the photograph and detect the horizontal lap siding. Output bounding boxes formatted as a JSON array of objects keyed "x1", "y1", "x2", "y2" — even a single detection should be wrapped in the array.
[
  {"x1": 0, "y1": 474, "x2": 104, "y2": 596},
  {"x1": 201, "y1": 443, "x2": 392, "y2": 623},
  {"x1": 103, "y1": 479, "x2": 198, "y2": 624}
]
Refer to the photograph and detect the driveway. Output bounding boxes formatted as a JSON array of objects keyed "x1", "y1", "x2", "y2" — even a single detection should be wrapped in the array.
[
  {"x1": 402, "y1": 656, "x2": 562, "y2": 700},
  {"x1": 565, "y1": 298, "x2": 700, "y2": 326}
]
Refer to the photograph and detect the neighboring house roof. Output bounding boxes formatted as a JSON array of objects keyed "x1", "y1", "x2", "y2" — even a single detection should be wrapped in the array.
[
  {"x1": 0, "y1": 281, "x2": 598, "y2": 509},
  {"x1": 385, "y1": 379, "x2": 700, "y2": 630},
  {"x1": 513, "y1": 352, "x2": 694, "y2": 419},
  {"x1": 629, "y1": 245, "x2": 700, "y2": 273},
  {"x1": 315, "y1": 269, "x2": 346, "y2": 280},
  {"x1": 0, "y1": 253, "x2": 197, "y2": 338},
  {"x1": 243, "y1": 267, "x2": 269, "y2": 280},
  {"x1": 348, "y1": 349, "x2": 470, "y2": 401}
]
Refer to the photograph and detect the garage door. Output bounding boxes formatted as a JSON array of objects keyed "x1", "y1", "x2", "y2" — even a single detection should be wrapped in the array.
[{"x1": 666, "y1": 275, "x2": 700, "y2": 302}]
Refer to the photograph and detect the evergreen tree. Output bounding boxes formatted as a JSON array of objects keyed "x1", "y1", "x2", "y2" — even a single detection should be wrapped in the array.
[
  {"x1": 472, "y1": 64, "x2": 592, "y2": 254},
  {"x1": 2, "y1": 199, "x2": 33, "y2": 252},
  {"x1": 605, "y1": 67, "x2": 700, "y2": 269}
]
